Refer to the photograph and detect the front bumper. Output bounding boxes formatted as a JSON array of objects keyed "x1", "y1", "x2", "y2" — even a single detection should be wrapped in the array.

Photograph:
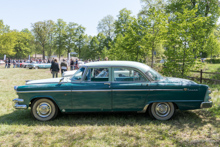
[
  {"x1": 200, "y1": 101, "x2": 213, "y2": 109},
  {"x1": 13, "y1": 98, "x2": 27, "y2": 109}
]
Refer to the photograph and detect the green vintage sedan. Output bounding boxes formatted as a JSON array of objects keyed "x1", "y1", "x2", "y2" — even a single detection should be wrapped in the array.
[{"x1": 13, "y1": 61, "x2": 212, "y2": 121}]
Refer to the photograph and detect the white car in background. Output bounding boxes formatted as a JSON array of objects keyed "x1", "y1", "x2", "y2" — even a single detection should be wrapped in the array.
[
  {"x1": 0, "y1": 60, "x2": 5, "y2": 65},
  {"x1": 62, "y1": 70, "x2": 77, "y2": 77},
  {"x1": 62, "y1": 61, "x2": 84, "y2": 77},
  {"x1": 78, "y1": 61, "x2": 84, "y2": 68}
]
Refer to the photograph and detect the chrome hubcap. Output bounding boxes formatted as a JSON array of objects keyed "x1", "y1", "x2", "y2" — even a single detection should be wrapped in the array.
[
  {"x1": 36, "y1": 102, "x2": 52, "y2": 118},
  {"x1": 155, "y1": 103, "x2": 170, "y2": 117}
]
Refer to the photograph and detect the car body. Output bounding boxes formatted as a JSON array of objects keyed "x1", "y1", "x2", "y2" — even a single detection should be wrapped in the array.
[
  {"x1": 19, "y1": 62, "x2": 32, "y2": 68},
  {"x1": 27, "y1": 63, "x2": 51, "y2": 69},
  {"x1": 13, "y1": 61, "x2": 212, "y2": 121}
]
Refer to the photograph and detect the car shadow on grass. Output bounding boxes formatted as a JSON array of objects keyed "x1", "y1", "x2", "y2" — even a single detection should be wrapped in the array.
[{"x1": 0, "y1": 109, "x2": 219, "y2": 129}]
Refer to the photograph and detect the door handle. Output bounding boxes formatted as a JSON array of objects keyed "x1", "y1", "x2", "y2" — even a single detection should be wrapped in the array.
[{"x1": 104, "y1": 83, "x2": 111, "y2": 85}]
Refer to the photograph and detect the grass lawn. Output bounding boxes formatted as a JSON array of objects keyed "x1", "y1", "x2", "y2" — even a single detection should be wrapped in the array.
[{"x1": 0, "y1": 65, "x2": 219, "y2": 146}]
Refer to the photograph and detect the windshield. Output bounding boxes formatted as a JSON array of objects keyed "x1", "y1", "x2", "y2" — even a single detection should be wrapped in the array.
[
  {"x1": 71, "y1": 67, "x2": 85, "y2": 81},
  {"x1": 145, "y1": 68, "x2": 163, "y2": 81}
]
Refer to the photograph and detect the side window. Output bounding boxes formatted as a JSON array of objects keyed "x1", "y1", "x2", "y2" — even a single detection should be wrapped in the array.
[
  {"x1": 113, "y1": 67, "x2": 147, "y2": 82},
  {"x1": 85, "y1": 68, "x2": 109, "y2": 82}
]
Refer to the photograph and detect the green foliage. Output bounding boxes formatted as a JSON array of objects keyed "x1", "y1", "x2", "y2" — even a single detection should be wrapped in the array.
[
  {"x1": 204, "y1": 32, "x2": 220, "y2": 58},
  {"x1": 0, "y1": 32, "x2": 16, "y2": 56},
  {"x1": 13, "y1": 31, "x2": 33, "y2": 59},
  {"x1": 0, "y1": 20, "x2": 10, "y2": 35},
  {"x1": 64, "y1": 22, "x2": 78, "y2": 57},
  {"x1": 97, "y1": 15, "x2": 115, "y2": 39},
  {"x1": 74, "y1": 25, "x2": 86, "y2": 58},
  {"x1": 32, "y1": 20, "x2": 55, "y2": 59},
  {"x1": 163, "y1": 6, "x2": 207, "y2": 77},
  {"x1": 54, "y1": 19, "x2": 67, "y2": 59},
  {"x1": 205, "y1": 58, "x2": 220, "y2": 63}
]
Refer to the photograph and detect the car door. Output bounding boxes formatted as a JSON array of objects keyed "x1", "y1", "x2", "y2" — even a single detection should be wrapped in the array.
[
  {"x1": 71, "y1": 67, "x2": 112, "y2": 111},
  {"x1": 111, "y1": 67, "x2": 150, "y2": 111}
]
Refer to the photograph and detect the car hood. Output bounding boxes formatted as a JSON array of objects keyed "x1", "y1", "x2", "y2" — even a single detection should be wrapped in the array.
[
  {"x1": 26, "y1": 77, "x2": 71, "y2": 85},
  {"x1": 158, "y1": 77, "x2": 197, "y2": 85}
]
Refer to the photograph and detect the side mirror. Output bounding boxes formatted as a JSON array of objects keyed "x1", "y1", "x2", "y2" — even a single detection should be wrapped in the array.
[{"x1": 58, "y1": 77, "x2": 64, "y2": 84}]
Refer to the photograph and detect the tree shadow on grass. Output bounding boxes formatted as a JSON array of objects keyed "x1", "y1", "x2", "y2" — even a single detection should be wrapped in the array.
[{"x1": 0, "y1": 109, "x2": 219, "y2": 129}]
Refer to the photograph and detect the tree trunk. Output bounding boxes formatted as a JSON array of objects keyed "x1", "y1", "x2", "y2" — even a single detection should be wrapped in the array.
[
  {"x1": 42, "y1": 45, "x2": 45, "y2": 60},
  {"x1": 136, "y1": 46, "x2": 139, "y2": 61},
  {"x1": 151, "y1": 47, "x2": 154, "y2": 68}
]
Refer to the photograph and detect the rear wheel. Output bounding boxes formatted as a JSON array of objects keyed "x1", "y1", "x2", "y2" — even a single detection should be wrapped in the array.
[
  {"x1": 148, "y1": 102, "x2": 175, "y2": 120},
  {"x1": 31, "y1": 98, "x2": 58, "y2": 121}
]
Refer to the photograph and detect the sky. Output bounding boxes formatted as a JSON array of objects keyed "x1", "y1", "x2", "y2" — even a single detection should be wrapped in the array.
[{"x1": 0, "y1": 0, "x2": 142, "y2": 36}]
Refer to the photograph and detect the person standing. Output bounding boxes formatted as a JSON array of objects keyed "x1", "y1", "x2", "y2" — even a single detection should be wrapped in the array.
[
  {"x1": 8, "y1": 58, "x2": 11, "y2": 68},
  {"x1": 5, "y1": 58, "x2": 8, "y2": 68},
  {"x1": 75, "y1": 59, "x2": 78, "y2": 69},
  {"x1": 50, "y1": 59, "x2": 59, "y2": 78},
  {"x1": 13, "y1": 59, "x2": 16, "y2": 68},
  {"x1": 70, "y1": 58, "x2": 74, "y2": 70},
  {"x1": 60, "y1": 59, "x2": 68, "y2": 74}
]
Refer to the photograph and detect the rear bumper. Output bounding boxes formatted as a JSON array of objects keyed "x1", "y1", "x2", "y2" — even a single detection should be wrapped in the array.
[
  {"x1": 13, "y1": 98, "x2": 27, "y2": 109},
  {"x1": 200, "y1": 101, "x2": 213, "y2": 109}
]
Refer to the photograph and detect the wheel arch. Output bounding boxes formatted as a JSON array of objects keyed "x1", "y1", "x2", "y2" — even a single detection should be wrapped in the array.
[
  {"x1": 145, "y1": 101, "x2": 179, "y2": 113},
  {"x1": 30, "y1": 96, "x2": 60, "y2": 111}
]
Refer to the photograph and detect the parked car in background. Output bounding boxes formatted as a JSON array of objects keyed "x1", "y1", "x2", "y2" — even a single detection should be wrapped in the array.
[
  {"x1": 62, "y1": 70, "x2": 77, "y2": 77},
  {"x1": 78, "y1": 61, "x2": 84, "y2": 68},
  {"x1": 27, "y1": 63, "x2": 51, "y2": 69},
  {"x1": 0, "y1": 60, "x2": 5, "y2": 65},
  {"x1": 13, "y1": 61, "x2": 212, "y2": 121}
]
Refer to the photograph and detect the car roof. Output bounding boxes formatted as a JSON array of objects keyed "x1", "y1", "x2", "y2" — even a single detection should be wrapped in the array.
[{"x1": 82, "y1": 61, "x2": 151, "y2": 72}]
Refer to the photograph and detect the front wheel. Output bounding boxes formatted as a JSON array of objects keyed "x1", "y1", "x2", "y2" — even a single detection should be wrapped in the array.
[
  {"x1": 31, "y1": 98, "x2": 58, "y2": 121},
  {"x1": 148, "y1": 102, "x2": 175, "y2": 120}
]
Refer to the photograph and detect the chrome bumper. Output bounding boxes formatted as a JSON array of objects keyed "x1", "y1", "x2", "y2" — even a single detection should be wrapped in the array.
[
  {"x1": 200, "y1": 101, "x2": 213, "y2": 109},
  {"x1": 13, "y1": 98, "x2": 27, "y2": 109}
]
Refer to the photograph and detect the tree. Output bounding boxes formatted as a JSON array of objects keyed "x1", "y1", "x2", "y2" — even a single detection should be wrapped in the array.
[
  {"x1": 96, "y1": 33, "x2": 107, "y2": 58},
  {"x1": 0, "y1": 20, "x2": 10, "y2": 35},
  {"x1": 141, "y1": 7, "x2": 168, "y2": 68},
  {"x1": 205, "y1": 31, "x2": 220, "y2": 58},
  {"x1": 97, "y1": 15, "x2": 115, "y2": 39},
  {"x1": 163, "y1": 6, "x2": 206, "y2": 77},
  {"x1": 32, "y1": 20, "x2": 54, "y2": 59},
  {"x1": 64, "y1": 22, "x2": 78, "y2": 57},
  {"x1": 13, "y1": 31, "x2": 32, "y2": 59},
  {"x1": 75, "y1": 25, "x2": 86, "y2": 58},
  {"x1": 54, "y1": 19, "x2": 66, "y2": 60},
  {"x1": 0, "y1": 32, "x2": 16, "y2": 57},
  {"x1": 46, "y1": 20, "x2": 55, "y2": 59},
  {"x1": 114, "y1": 8, "x2": 133, "y2": 36}
]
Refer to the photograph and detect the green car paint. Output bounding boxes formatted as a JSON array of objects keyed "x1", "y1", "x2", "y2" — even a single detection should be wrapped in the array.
[{"x1": 13, "y1": 61, "x2": 212, "y2": 114}]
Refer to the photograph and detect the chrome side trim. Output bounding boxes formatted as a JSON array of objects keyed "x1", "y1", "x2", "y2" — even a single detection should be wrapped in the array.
[
  {"x1": 208, "y1": 90, "x2": 212, "y2": 94},
  {"x1": 13, "y1": 98, "x2": 24, "y2": 103},
  {"x1": 137, "y1": 104, "x2": 149, "y2": 113},
  {"x1": 17, "y1": 90, "x2": 72, "y2": 93},
  {"x1": 14, "y1": 103, "x2": 27, "y2": 109},
  {"x1": 72, "y1": 90, "x2": 111, "y2": 92},
  {"x1": 200, "y1": 101, "x2": 213, "y2": 109},
  {"x1": 17, "y1": 89, "x2": 185, "y2": 93},
  {"x1": 113, "y1": 89, "x2": 183, "y2": 92}
]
